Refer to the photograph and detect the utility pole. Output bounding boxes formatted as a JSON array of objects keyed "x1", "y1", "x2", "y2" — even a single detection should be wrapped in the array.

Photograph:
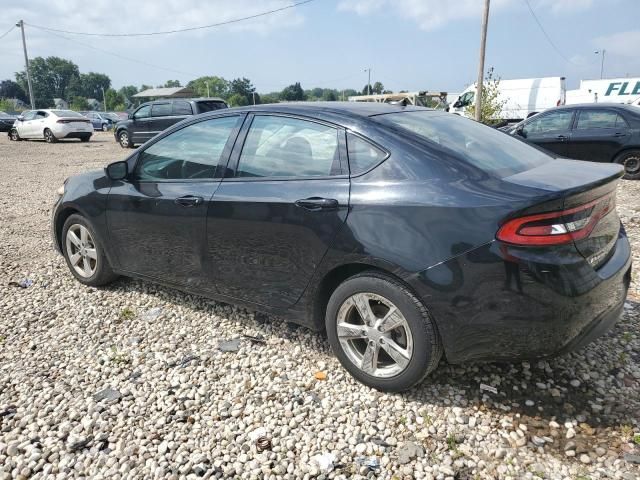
[
  {"x1": 205, "y1": 81, "x2": 210, "y2": 97},
  {"x1": 474, "y1": 0, "x2": 490, "y2": 122},
  {"x1": 100, "y1": 87, "x2": 107, "y2": 112},
  {"x1": 364, "y1": 68, "x2": 371, "y2": 95},
  {"x1": 16, "y1": 20, "x2": 35, "y2": 109},
  {"x1": 595, "y1": 49, "x2": 605, "y2": 79},
  {"x1": 252, "y1": 91, "x2": 256, "y2": 105}
]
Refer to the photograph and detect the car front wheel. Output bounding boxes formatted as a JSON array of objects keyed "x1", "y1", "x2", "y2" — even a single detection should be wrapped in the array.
[
  {"x1": 62, "y1": 214, "x2": 118, "y2": 286},
  {"x1": 102, "y1": 123, "x2": 109, "y2": 132},
  {"x1": 9, "y1": 129, "x2": 21, "y2": 141},
  {"x1": 326, "y1": 271, "x2": 442, "y2": 392},
  {"x1": 615, "y1": 150, "x2": 640, "y2": 180}
]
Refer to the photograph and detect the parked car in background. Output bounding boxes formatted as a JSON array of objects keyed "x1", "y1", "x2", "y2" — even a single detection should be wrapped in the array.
[
  {"x1": 102, "y1": 112, "x2": 123, "y2": 124},
  {"x1": 449, "y1": 77, "x2": 566, "y2": 122},
  {"x1": 53, "y1": 103, "x2": 630, "y2": 391},
  {"x1": 507, "y1": 103, "x2": 640, "y2": 179},
  {"x1": 9, "y1": 109, "x2": 93, "y2": 143},
  {"x1": 0, "y1": 111, "x2": 18, "y2": 132},
  {"x1": 80, "y1": 111, "x2": 113, "y2": 131},
  {"x1": 114, "y1": 97, "x2": 227, "y2": 148}
]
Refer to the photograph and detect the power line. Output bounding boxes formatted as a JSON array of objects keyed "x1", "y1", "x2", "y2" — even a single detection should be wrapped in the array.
[
  {"x1": 25, "y1": 0, "x2": 316, "y2": 37},
  {"x1": 0, "y1": 25, "x2": 15, "y2": 40},
  {"x1": 522, "y1": 0, "x2": 575, "y2": 64}
]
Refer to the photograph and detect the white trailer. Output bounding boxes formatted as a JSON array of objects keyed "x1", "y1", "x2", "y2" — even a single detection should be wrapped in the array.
[
  {"x1": 448, "y1": 77, "x2": 566, "y2": 122},
  {"x1": 565, "y1": 77, "x2": 640, "y2": 106}
]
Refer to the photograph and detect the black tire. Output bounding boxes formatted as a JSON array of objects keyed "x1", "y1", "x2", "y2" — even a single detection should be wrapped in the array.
[
  {"x1": 614, "y1": 150, "x2": 640, "y2": 180},
  {"x1": 118, "y1": 130, "x2": 134, "y2": 148},
  {"x1": 61, "y1": 214, "x2": 119, "y2": 287},
  {"x1": 325, "y1": 271, "x2": 442, "y2": 392},
  {"x1": 44, "y1": 128, "x2": 57, "y2": 143},
  {"x1": 80, "y1": 135, "x2": 91, "y2": 143},
  {"x1": 9, "y1": 129, "x2": 21, "y2": 141}
]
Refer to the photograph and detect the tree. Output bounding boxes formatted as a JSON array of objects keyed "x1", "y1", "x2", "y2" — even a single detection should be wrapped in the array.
[
  {"x1": 187, "y1": 76, "x2": 229, "y2": 98},
  {"x1": 69, "y1": 96, "x2": 89, "y2": 111},
  {"x1": 139, "y1": 84, "x2": 153, "y2": 92},
  {"x1": 229, "y1": 77, "x2": 255, "y2": 104},
  {"x1": 280, "y1": 82, "x2": 306, "y2": 101},
  {"x1": 465, "y1": 67, "x2": 506, "y2": 125},
  {"x1": 69, "y1": 72, "x2": 111, "y2": 100},
  {"x1": 227, "y1": 93, "x2": 248, "y2": 107},
  {"x1": 259, "y1": 94, "x2": 279, "y2": 104},
  {"x1": 164, "y1": 80, "x2": 182, "y2": 88},
  {"x1": 16, "y1": 56, "x2": 80, "y2": 107},
  {"x1": 105, "y1": 89, "x2": 126, "y2": 111},
  {"x1": 0, "y1": 80, "x2": 27, "y2": 102},
  {"x1": 372, "y1": 81, "x2": 384, "y2": 94},
  {"x1": 323, "y1": 90, "x2": 338, "y2": 101}
]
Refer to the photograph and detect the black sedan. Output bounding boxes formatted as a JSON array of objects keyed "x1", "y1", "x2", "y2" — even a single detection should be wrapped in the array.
[
  {"x1": 0, "y1": 111, "x2": 17, "y2": 132},
  {"x1": 51, "y1": 103, "x2": 631, "y2": 391},
  {"x1": 507, "y1": 103, "x2": 640, "y2": 180}
]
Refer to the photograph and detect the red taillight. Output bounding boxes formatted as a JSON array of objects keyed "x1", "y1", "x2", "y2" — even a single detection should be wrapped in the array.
[{"x1": 496, "y1": 193, "x2": 614, "y2": 246}]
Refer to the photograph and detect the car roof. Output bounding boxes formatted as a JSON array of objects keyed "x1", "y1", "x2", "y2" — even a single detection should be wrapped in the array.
[
  {"x1": 230, "y1": 101, "x2": 430, "y2": 118},
  {"x1": 556, "y1": 102, "x2": 639, "y2": 111}
]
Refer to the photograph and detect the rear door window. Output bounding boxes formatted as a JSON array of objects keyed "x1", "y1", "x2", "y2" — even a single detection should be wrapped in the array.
[
  {"x1": 196, "y1": 101, "x2": 227, "y2": 113},
  {"x1": 236, "y1": 115, "x2": 341, "y2": 178},
  {"x1": 173, "y1": 101, "x2": 193, "y2": 115},
  {"x1": 576, "y1": 110, "x2": 627, "y2": 129},
  {"x1": 151, "y1": 103, "x2": 172, "y2": 117}
]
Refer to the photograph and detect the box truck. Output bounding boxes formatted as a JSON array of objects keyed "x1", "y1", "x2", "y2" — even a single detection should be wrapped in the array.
[
  {"x1": 566, "y1": 77, "x2": 640, "y2": 106},
  {"x1": 448, "y1": 77, "x2": 566, "y2": 122}
]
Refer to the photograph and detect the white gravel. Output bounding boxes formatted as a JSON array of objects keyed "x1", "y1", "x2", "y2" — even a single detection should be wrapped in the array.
[{"x1": 1, "y1": 132, "x2": 639, "y2": 479}]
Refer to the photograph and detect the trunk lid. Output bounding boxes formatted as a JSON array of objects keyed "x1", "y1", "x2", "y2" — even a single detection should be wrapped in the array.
[{"x1": 503, "y1": 159, "x2": 624, "y2": 268}]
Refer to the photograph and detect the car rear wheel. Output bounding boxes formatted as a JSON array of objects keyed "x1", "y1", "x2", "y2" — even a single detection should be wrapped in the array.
[
  {"x1": 9, "y1": 129, "x2": 21, "y2": 141},
  {"x1": 80, "y1": 135, "x2": 91, "y2": 142},
  {"x1": 44, "y1": 128, "x2": 57, "y2": 143},
  {"x1": 615, "y1": 150, "x2": 640, "y2": 180},
  {"x1": 325, "y1": 271, "x2": 442, "y2": 392},
  {"x1": 118, "y1": 130, "x2": 134, "y2": 148},
  {"x1": 62, "y1": 214, "x2": 118, "y2": 286}
]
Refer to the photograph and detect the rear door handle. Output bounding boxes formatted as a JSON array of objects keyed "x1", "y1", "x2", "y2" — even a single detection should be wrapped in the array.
[
  {"x1": 295, "y1": 197, "x2": 339, "y2": 211},
  {"x1": 175, "y1": 195, "x2": 203, "y2": 207},
  {"x1": 613, "y1": 132, "x2": 627, "y2": 137},
  {"x1": 555, "y1": 135, "x2": 568, "y2": 141}
]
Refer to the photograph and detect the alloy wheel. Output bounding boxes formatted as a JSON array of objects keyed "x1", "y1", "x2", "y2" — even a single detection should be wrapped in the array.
[
  {"x1": 336, "y1": 292, "x2": 413, "y2": 378},
  {"x1": 65, "y1": 224, "x2": 98, "y2": 278},
  {"x1": 10, "y1": 129, "x2": 19, "y2": 141},
  {"x1": 119, "y1": 132, "x2": 129, "y2": 147}
]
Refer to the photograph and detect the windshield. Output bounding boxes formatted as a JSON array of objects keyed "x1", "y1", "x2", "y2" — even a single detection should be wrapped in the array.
[
  {"x1": 374, "y1": 111, "x2": 553, "y2": 178},
  {"x1": 52, "y1": 110, "x2": 84, "y2": 117},
  {"x1": 0, "y1": 112, "x2": 12, "y2": 118},
  {"x1": 104, "y1": 113, "x2": 120, "y2": 121}
]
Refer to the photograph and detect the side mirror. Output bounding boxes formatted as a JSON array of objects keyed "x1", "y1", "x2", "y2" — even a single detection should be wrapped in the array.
[
  {"x1": 105, "y1": 161, "x2": 128, "y2": 181},
  {"x1": 17, "y1": 116, "x2": 24, "y2": 122},
  {"x1": 516, "y1": 126, "x2": 526, "y2": 138},
  {"x1": 452, "y1": 101, "x2": 462, "y2": 108}
]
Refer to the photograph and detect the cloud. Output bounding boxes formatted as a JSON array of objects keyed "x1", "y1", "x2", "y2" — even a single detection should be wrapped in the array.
[
  {"x1": 337, "y1": 0, "x2": 595, "y2": 30},
  {"x1": 2, "y1": 0, "x2": 305, "y2": 37},
  {"x1": 593, "y1": 30, "x2": 640, "y2": 58}
]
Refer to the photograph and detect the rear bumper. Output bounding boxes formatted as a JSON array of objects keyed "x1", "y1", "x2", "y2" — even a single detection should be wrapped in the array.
[
  {"x1": 52, "y1": 124, "x2": 93, "y2": 138},
  {"x1": 412, "y1": 230, "x2": 632, "y2": 364}
]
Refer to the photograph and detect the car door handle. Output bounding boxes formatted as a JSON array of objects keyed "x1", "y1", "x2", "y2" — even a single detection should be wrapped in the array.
[
  {"x1": 174, "y1": 195, "x2": 203, "y2": 207},
  {"x1": 295, "y1": 197, "x2": 339, "y2": 211},
  {"x1": 555, "y1": 135, "x2": 568, "y2": 141},
  {"x1": 612, "y1": 132, "x2": 627, "y2": 137}
]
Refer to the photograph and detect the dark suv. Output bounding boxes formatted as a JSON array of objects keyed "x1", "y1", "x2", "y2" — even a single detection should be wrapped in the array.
[{"x1": 114, "y1": 98, "x2": 228, "y2": 148}]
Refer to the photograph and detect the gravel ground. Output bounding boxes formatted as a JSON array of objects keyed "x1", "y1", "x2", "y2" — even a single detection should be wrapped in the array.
[{"x1": 0, "y1": 132, "x2": 639, "y2": 480}]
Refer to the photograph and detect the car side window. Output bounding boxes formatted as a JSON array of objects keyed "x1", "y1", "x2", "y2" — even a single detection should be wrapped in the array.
[
  {"x1": 523, "y1": 110, "x2": 573, "y2": 136},
  {"x1": 151, "y1": 103, "x2": 172, "y2": 117},
  {"x1": 576, "y1": 110, "x2": 626, "y2": 130},
  {"x1": 236, "y1": 116, "x2": 340, "y2": 178},
  {"x1": 134, "y1": 116, "x2": 241, "y2": 181},
  {"x1": 346, "y1": 133, "x2": 387, "y2": 175},
  {"x1": 22, "y1": 111, "x2": 36, "y2": 121},
  {"x1": 35, "y1": 111, "x2": 48, "y2": 119},
  {"x1": 134, "y1": 105, "x2": 151, "y2": 118},
  {"x1": 173, "y1": 101, "x2": 193, "y2": 115}
]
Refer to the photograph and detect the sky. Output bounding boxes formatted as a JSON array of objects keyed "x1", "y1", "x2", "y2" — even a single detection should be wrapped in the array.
[{"x1": 0, "y1": 0, "x2": 639, "y2": 94}]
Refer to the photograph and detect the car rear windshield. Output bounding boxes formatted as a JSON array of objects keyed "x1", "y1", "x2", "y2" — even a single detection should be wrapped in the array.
[
  {"x1": 196, "y1": 101, "x2": 227, "y2": 113},
  {"x1": 52, "y1": 110, "x2": 84, "y2": 117},
  {"x1": 374, "y1": 111, "x2": 553, "y2": 178}
]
